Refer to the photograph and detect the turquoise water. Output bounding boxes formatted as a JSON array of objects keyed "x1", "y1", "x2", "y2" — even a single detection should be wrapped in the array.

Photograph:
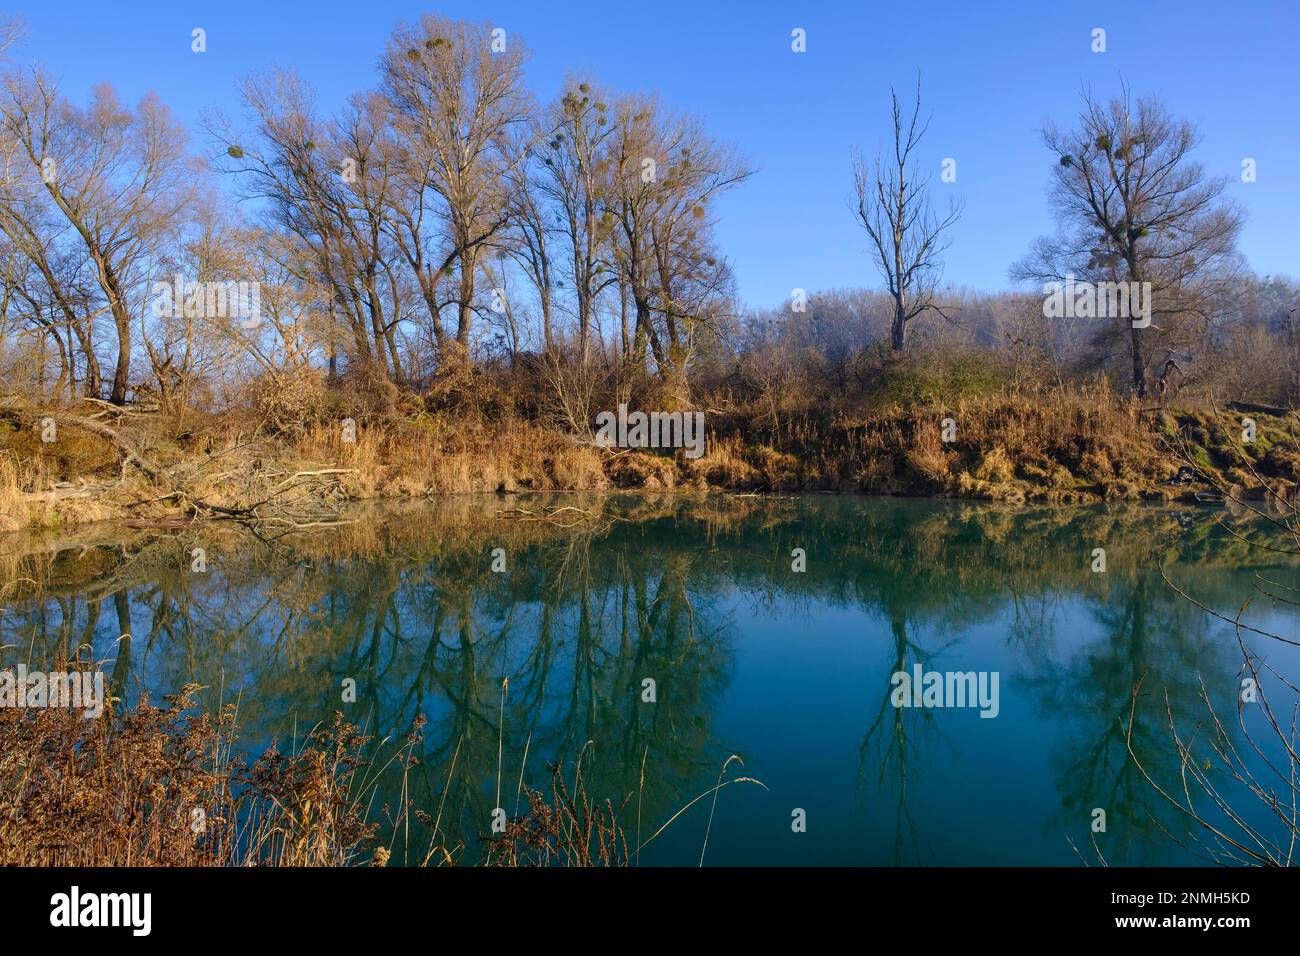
[{"x1": 5, "y1": 494, "x2": 1297, "y2": 865}]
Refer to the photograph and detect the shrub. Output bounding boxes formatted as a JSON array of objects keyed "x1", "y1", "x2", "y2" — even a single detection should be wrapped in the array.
[{"x1": 250, "y1": 365, "x2": 329, "y2": 434}]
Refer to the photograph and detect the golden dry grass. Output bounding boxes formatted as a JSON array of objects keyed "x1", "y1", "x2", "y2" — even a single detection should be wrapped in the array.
[
  {"x1": 0, "y1": 682, "x2": 386, "y2": 866},
  {"x1": 2, "y1": 383, "x2": 1299, "y2": 539}
]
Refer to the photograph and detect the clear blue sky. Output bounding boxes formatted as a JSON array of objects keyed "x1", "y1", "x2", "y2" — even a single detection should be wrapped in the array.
[{"x1": 11, "y1": 0, "x2": 1298, "y2": 306}]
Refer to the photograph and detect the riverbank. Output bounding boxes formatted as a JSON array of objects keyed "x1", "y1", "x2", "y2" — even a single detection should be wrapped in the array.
[{"x1": 2, "y1": 387, "x2": 1297, "y2": 535}]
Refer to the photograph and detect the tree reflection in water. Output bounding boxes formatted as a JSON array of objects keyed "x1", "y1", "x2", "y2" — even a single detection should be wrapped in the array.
[{"x1": 3, "y1": 494, "x2": 1292, "y2": 864}]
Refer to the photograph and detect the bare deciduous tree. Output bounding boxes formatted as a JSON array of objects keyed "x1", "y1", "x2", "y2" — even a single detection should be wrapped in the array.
[
  {"x1": 535, "y1": 81, "x2": 617, "y2": 362},
  {"x1": 0, "y1": 73, "x2": 195, "y2": 402},
  {"x1": 380, "y1": 15, "x2": 533, "y2": 362},
  {"x1": 853, "y1": 78, "x2": 962, "y2": 351},
  {"x1": 1017, "y1": 87, "x2": 1244, "y2": 397},
  {"x1": 607, "y1": 95, "x2": 750, "y2": 394}
]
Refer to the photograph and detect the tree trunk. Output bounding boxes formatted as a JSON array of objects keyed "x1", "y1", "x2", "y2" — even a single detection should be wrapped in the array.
[
  {"x1": 1125, "y1": 251, "x2": 1147, "y2": 398},
  {"x1": 619, "y1": 279, "x2": 630, "y2": 360},
  {"x1": 456, "y1": 246, "x2": 476, "y2": 348},
  {"x1": 576, "y1": 281, "x2": 588, "y2": 362},
  {"x1": 384, "y1": 325, "x2": 405, "y2": 385},
  {"x1": 109, "y1": 307, "x2": 131, "y2": 404},
  {"x1": 1130, "y1": 323, "x2": 1147, "y2": 398},
  {"x1": 72, "y1": 321, "x2": 101, "y2": 399},
  {"x1": 634, "y1": 290, "x2": 663, "y2": 373},
  {"x1": 890, "y1": 297, "x2": 907, "y2": 351},
  {"x1": 541, "y1": 287, "x2": 554, "y2": 354}
]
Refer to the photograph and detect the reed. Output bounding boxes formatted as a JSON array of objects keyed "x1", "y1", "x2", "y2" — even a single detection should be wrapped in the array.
[{"x1": 0, "y1": 664, "x2": 762, "y2": 867}]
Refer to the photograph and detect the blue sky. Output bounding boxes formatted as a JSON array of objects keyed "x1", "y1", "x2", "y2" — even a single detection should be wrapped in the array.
[{"x1": 10, "y1": 0, "x2": 1298, "y2": 306}]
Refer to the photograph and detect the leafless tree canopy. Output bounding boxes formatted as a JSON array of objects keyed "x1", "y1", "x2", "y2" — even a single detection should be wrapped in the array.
[
  {"x1": 0, "y1": 21, "x2": 1290, "y2": 425},
  {"x1": 1015, "y1": 87, "x2": 1245, "y2": 397},
  {"x1": 853, "y1": 77, "x2": 962, "y2": 351}
]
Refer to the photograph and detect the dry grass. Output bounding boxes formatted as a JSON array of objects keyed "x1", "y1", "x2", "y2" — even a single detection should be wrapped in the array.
[
  {"x1": 0, "y1": 679, "x2": 395, "y2": 866},
  {"x1": 0, "y1": 664, "x2": 762, "y2": 867},
  {"x1": 485, "y1": 764, "x2": 631, "y2": 867},
  {"x1": 291, "y1": 416, "x2": 612, "y2": 497},
  {"x1": 3, "y1": 384, "x2": 1300, "y2": 538},
  {"x1": 0, "y1": 456, "x2": 25, "y2": 534},
  {"x1": 706, "y1": 383, "x2": 1299, "y2": 503}
]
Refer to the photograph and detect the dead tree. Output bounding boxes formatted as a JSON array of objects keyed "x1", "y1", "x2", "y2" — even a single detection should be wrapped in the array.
[{"x1": 853, "y1": 77, "x2": 962, "y2": 351}]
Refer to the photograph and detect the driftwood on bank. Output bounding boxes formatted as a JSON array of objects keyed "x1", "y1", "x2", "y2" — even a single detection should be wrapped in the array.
[
  {"x1": 1227, "y1": 400, "x2": 1290, "y2": 417},
  {"x1": 1, "y1": 399, "x2": 356, "y2": 527}
]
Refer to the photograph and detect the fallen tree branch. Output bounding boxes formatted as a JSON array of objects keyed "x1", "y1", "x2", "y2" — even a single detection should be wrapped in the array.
[
  {"x1": 1, "y1": 403, "x2": 162, "y2": 481},
  {"x1": 1, "y1": 400, "x2": 353, "y2": 529}
]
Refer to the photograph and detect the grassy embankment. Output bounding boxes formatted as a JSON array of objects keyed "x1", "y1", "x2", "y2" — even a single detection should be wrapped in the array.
[{"x1": 2, "y1": 378, "x2": 1298, "y2": 535}]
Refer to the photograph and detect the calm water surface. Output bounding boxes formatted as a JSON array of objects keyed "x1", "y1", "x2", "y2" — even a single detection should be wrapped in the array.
[{"x1": 5, "y1": 494, "x2": 1297, "y2": 865}]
